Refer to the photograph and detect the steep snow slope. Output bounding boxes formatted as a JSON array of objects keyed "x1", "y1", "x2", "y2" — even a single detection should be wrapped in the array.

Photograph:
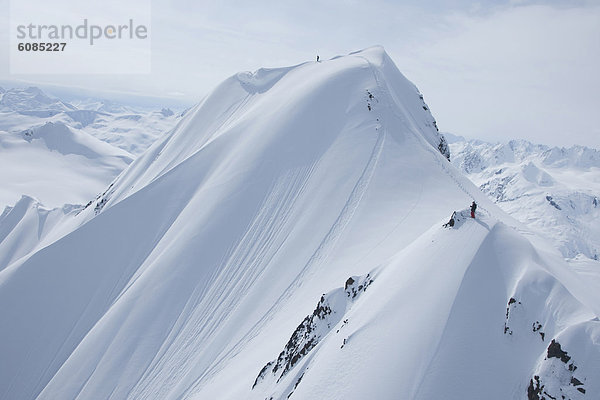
[
  {"x1": 449, "y1": 137, "x2": 600, "y2": 261},
  {"x1": 0, "y1": 47, "x2": 598, "y2": 400},
  {"x1": 250, "y1": 217, "x2": 599, "y2": 400},
  {"x1": 0, "y1": 121, "x2": 133, "y2": 210}
]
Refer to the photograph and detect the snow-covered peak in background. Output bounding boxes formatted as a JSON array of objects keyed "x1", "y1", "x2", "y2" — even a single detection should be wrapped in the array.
[
  {"x1": 450, "y1": 137, "x2": 600, "y2": 261},
  {"x1": 0, "y1": 86, "x2": 183, "y2": 210},
  {"x1": 1, "y1": 47, "x2": 599, "y2": 400},
  {"x1": 0, "y1": 86, "x2": 76, "y2": 114},
  {"x1": 0, "y1": 195, "x2": 81, "y2": 272},
  {"x1": 94, "y1": 46, "x2": 448, "y2": 209},
  {"x1": 542, "y1": 145, "x2": 600, "y2": 169},
  {"x1": 160, "y1": 107, "x2": 175, "y2": 117},
  {"x1": 0, "y1": 119, "x2": 133, "y2": 210},
  {"x1": 70, "y1": 97, "x2": 135, "y2": 114},
  {"x1": 451, "y1": 137, "x2": 600, "y2": 173},
  {"x1": 20, "y1": 121, "x2": 132, "y2": 160},
  {"x1": 0, "y1": 85, "x2": 183, "y2": 156}
]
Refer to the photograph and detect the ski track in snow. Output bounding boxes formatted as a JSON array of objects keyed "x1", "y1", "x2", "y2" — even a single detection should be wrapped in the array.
[
  {"x1": 358, "y1": 53, "x2": 492, "y2": 219},
  {"x1": 346, "y1": 55, "x2": 426, "y2": 267},
  {"x1": 180, "y1": 69, "x2": 387, "y2": 397},
  {"x1": 199, "y1": 93, "x2": 253, "y2": 152},
  {"x1": 185, "y1": 138, "x2": 385, "y2": 396},
  {"x1": 128, "y1": 164, "x2": 318, "y2": 399},
  {"x1": 182, "y1": 54, "x2": 463, "y2": 395}
]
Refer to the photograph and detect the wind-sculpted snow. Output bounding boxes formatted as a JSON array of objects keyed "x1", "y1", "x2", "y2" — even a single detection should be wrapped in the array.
[
  {"x1": 412, "y1": 222, "x2": 600, "y2": 400},
  {"x1": 0, "y1": 47, "x2": 598, "y2": 400},
  {"x1": 236, "y1": 67, "x2": 295, "y2": 94}
]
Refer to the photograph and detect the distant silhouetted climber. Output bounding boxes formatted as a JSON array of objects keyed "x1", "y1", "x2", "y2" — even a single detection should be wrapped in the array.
[
  {"x1": 316, "y1": 55, "x2": 320, "y2": 62},
  {"x1": 471, "y1": 201, "x2": 477, "y2": 218}
]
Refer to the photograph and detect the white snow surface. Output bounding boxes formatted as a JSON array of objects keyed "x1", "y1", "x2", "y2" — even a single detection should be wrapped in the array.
[
  {"x1": 450, "y1": 137, "x2": 600, "y2": 261},
  {"x1": 1, "y1": 47, "x2": 599, "y2": 400}
]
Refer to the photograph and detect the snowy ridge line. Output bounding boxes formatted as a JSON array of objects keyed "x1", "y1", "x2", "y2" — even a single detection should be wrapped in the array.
[
  {"x1": 216, "y1": 93, "x2": 252, "y2": 133},
  {"x1": 181, "y1": 128, "x2": 386, "y2": 398},
  {"x1": 405, "y1": 220, "x2": 600, "y2": 400},
  {"x1": 0, "y1": 200, "x2": 82, "y2": 274},
  {"x1": 272, "y1": 119, "x2": 384, "y2": 304},
  {"x1": 252, "y1": 273, "x2": 375, "y2": 398},
  {"x1": 409, "y1": 218, "x2": 493, "y2": 399},
  {"x1": 101, "y1": 166, "x2": 208, "y2": 307},
  {"x1": 131, "y1": 165, "x2": 318, "y2": 399},
  {"x1": 151, "y1": 165, "x2": 318, "y2": 398},
  {"x1": 364, "y1": 54, "x2": 491, "y2": 218},
  {"x1": 6, "y1": 47, "x2": 600, "y2": 400},
  {"x1": 350, "y1": 166, "x2": 423, "y2": 270},
  {"x1": 27, "y1": 153, "x2": 239, "y2": 398},
  {"x1": 112, "y1": 99, "x2": 215, "y2": 199},
  {"x1": 180, "y1": 106, "x2": 387, "y2": 398},
  {"x1": 347, "y1": 55, "x2": 426, "y2": 268},
  {"x1": 177, "y1": 164, "x2": 317, "y2": 391},
  {"x1": 198, "y1": 93, "x2": 253, "y2": 153}
]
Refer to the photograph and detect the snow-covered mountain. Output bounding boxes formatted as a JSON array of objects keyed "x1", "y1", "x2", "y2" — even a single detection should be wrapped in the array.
[
  {"x1": 0, "y1": 121, "x2": 133, "y2": 210},
  {"x1": 1, "y1": 47, "x2": 599, "y2": 400},
  {"x1": 449, "y1": 136, "x2": 600, "y2": 262},
  {"x1": 0, "y1": 196, "x2": 81, "y2": 272},
  {"x1": 0, "y1": 86, "x2": 76, "y2": 115},
  {"x1": 77, "y1": 107, "x2": 182, "y2": 155},
  {"x1": 0, "y1": 86, "x2": 182, "y2": 156},
  {"x1": 65, "y1": 97, "x2": 184, "y2": 155},
  {"x1": 0, "y1": 86, "x2": 183, "y2": 210}
]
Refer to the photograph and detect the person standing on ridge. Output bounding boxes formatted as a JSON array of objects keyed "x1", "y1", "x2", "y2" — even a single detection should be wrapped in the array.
[
  {"x1": 316, "y1": 55, "x2": 320, "y2": 62},
  {"x1": 471, "y1": 201, "x2": 477, "y2": 218}
]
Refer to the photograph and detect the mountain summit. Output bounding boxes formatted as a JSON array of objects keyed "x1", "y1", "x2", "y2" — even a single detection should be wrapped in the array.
[
  {"x1": 0, "y1": 86, "x2": 76, "y2": 114},
  {"x1": 0, "y1": 47, "x2": 598, "y2": 400}
]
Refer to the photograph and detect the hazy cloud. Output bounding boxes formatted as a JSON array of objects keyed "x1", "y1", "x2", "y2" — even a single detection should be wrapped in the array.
[{"x1": 0, "y1": 0, "x2": 598, "y2": 146}]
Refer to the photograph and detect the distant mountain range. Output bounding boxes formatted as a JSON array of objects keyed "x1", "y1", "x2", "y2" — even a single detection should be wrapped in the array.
[
  {"x1": 448, "y1": 133, "x2": 600, "y2": 262},
  {"x1": 0, "y1": 86, "x2": 182, "y2": 209}
]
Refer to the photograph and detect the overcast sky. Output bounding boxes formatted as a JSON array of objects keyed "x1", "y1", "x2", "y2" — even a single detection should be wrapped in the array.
[{"x1": 1, "y1": 0, "x2": 599, "y2": 147}]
